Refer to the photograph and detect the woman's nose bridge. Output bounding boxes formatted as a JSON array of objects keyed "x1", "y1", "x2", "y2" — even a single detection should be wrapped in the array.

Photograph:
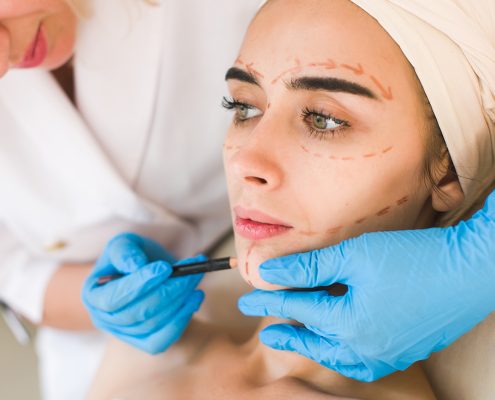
[{"x1": 233, "y1": 114, "x2": 286, "y2": 189}]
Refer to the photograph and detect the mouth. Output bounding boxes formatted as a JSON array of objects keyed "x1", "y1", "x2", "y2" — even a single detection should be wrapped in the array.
[
  {"x1": 233, "y1": 206, "x2": 293, "y2": 240},
  {"x1": 17, "y1": 24, "x2": 48, "y2": 69}
]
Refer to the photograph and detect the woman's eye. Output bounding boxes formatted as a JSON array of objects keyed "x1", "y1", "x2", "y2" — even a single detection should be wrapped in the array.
[
  {"x1": 309, "y1": 113, "x2": 346, "y2": 130},
  {"x1": 302, "y1": 108, "x2": 349, "y2": 138},
  {"x1": 236, "y1": 104, "x2": 262, "y2": 121},
  {"x1": 222, "y1": 97, "x2": 262, "y2": 124}
]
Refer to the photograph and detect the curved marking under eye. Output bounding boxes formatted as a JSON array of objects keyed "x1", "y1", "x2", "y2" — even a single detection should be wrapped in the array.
[{"x1": 300, "y1": 145, "x2": 310, "y2": 153}]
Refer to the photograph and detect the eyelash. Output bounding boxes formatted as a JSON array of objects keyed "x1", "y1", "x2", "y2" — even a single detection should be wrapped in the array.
[
  {"x1": 221, "y1": 97, "x2": 351, "y2": 139},
  {"x1": 221, "y1": 97, "x2": 259, "y2": 126},
  {"x1": 301, "y1": 108, "x2": 350, "y2": 140}
]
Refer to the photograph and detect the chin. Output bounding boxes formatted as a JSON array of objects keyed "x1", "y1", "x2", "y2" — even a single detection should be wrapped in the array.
[
  {"x1": 236, "y1": 241, "x2": 290, "y2": 291},
  {"x1": 44, "y1": 35, "x2": 76, "y2": 70}
]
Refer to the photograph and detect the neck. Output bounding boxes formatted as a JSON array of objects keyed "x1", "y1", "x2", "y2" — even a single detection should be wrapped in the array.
[{"x1": 240, "y1": 317, "x2": 348, "y2": 392}]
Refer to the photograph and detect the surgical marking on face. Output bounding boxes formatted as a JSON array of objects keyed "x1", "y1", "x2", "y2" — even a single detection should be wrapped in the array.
[
  {"x1": 245, "y1": 243, "x2": 255, "y2": 279},
  {"x1": 271, "y1": 57, "x2": 304, "y2": 84},
  {"x1": 376, "y1": 206, "x2": 391, "y2": 216},
  {"x1": 341, "y1": 63, "x2": 364, "y2": 75},
  {"x1": 355, "y1": 217, "x2": 367, "y2": 224},
  {"x1": 370, "y1": 75, "x2": 393, "y2": 100},
  {"x1": 267, "y1": 102, "x2": 271, "y2": 109},
  {"x1": 234, "y1": 56, "x2": 394, "y2": 101},
  {"x1": 326, "y1": 226, "x2": 343, "y2": 234},
  {"x1": 396, "y1": 196, "x2": 409, "y2": 206},
  {"x1": 246, "y1": 62, "x2": 265, "y2": 80},
  {"x1": 308, "y1": 59, "x2": 337, "y2": 69},
  {"x1": 300, "y1": 142, "x2": 394, "y2": 161},
  {"x1": 363, "y1": 153, "x2": 376, "y2": 158}
]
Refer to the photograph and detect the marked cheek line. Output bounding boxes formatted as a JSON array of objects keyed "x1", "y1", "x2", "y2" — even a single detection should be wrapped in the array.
[
  {"x1": 294, "y1": 195, "x2": 410, "y2": 237},
  {"x1": 299, "y1": 144, "x2": 394, "y2": 161}
]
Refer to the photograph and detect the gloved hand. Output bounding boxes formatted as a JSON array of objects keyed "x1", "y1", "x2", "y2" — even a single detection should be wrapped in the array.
[
  {"x1": 239, "y1": 190, "x2": 495, "y2": 382},
  {"x1": 82, "y1": 232, "x2": 205, "y2": 354}
]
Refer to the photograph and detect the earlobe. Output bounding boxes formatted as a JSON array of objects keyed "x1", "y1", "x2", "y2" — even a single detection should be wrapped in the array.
[{"x1": 431, "y1": 178, "x2": 465, "y2": 212}]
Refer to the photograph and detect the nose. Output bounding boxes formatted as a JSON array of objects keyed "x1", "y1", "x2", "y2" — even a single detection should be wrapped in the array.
[
  {"x1": 0, "y1": 25, "x2": 10, "y2": 78},
  {"x1": 231, "y1": 137, "x2": 284, "y2": 191}
]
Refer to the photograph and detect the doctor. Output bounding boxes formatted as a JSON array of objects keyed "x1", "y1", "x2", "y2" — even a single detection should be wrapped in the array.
[{"x1": 0, "y1": 1, "x2": 261, "y2": 399}]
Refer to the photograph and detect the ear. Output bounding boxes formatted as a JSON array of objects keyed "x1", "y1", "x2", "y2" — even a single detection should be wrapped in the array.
[{"x1": 431, "y1": 173, "x2": 465, "y2": 212}]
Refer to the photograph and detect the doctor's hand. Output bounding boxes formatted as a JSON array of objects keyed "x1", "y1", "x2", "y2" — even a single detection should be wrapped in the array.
[
  {"x1": 82, "y1": 233, "x2": 205, "y2": 354},
  {"x1": 239, "y1": 190, "x2": 495, "y2": 382}
]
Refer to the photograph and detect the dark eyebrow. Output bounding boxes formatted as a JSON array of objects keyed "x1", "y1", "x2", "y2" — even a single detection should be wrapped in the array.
[
  {"x1": 225, "y1": 67, "x2": 260, "y2": 86},
  {"x1": 288, "y1": 76, "x2": 378, "y2": 100}
]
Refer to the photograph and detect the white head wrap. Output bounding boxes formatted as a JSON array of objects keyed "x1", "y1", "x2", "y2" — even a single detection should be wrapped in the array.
[{"x1": 348, "y1": 0, "x2": 495, "y2": 222}]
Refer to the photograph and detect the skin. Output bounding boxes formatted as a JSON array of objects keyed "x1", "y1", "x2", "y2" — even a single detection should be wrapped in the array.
[
  {"x1": 43, "y1": 262, "x2": 93, "y2": 329},
  {"x1": 223, "y1": 0, "x2": 463, "y2": 290},
  {"x1": 87, "y1": 0, "x2": 464, "y2": 398},
  {"x1": 0, "y1": 0, "x2": 77, "y2": 77}
]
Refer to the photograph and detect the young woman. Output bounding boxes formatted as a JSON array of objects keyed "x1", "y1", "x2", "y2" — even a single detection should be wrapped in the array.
[{"x1": 86, "y1": 0, "x2": 494, "y2": 397}]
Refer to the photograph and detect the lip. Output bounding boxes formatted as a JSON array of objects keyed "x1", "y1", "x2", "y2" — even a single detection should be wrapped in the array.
[
  {"x1": 234, "y1": 206, "x2": 293, "y2": 240},
  {"x1": 17, "y1": 24, "x2": 48, "y2": 69}
]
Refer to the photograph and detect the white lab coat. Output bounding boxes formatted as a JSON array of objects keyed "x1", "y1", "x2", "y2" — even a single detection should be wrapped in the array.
[{"x1": 0, "y1": 1, "x2": 260, "y2": 399}]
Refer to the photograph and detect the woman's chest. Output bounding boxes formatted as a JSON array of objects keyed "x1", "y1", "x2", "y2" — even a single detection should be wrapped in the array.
[{"x1": 114, "y1": 340, "x2": 332, "y2": 400}]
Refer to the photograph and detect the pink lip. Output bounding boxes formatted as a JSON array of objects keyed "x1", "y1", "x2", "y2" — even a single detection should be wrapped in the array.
[
  {"x1": 17, "y1": 24, "x2": 47, "y2": 69},
  {"x1": 234, "y1": 206, "x2": 293, "y2": 240}
]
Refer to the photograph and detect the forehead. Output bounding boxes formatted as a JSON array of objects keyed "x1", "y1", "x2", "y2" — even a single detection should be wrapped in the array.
[{"x1": 240, "y1": 0, "x2": 416, "y2": 88}]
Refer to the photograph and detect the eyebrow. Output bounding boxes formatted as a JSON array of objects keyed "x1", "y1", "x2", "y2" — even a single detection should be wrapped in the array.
[
  {"x1": 225, "y1": 67, "x2": 260, "y2": 86},
  {"x1": 288, "y1": 76, "x2": 378, "y2": 100}
]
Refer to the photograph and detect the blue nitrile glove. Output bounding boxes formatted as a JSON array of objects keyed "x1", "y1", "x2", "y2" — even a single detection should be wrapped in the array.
[
  {"x1": 82, "y1": 232, "x2": 205, "y2": 354},
  {"x1": 239, "y1": 190, "x2": 495, "y2": 382}
]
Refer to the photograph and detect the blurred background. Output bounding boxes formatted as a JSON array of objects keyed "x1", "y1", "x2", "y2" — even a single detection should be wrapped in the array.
[{"x1": 0, "y1": 317, "x2": 40, "y2": 399}]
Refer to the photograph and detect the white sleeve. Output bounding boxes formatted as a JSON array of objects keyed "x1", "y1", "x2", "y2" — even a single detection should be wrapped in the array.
[{"x1": 0, "y1": 224, "x2": 60, "y2": 324}]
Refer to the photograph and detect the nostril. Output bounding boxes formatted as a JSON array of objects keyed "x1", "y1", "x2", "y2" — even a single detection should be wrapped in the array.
[{"x1": 245, "y1": 176, "x2": 268, "y2": 185}]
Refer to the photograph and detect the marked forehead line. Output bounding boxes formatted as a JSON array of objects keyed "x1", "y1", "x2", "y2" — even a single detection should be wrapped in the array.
[{"x1": 225, "y1": 65, "x2": 381, "y2": 102}]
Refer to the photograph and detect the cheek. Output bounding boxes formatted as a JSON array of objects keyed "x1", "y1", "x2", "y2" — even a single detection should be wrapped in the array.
[
  {"x1": 294, "y1": 148, "x2": 429, "y2": 236},
  {"x1": 42, "y1": 6, "x2": 77, "y2": 68}
]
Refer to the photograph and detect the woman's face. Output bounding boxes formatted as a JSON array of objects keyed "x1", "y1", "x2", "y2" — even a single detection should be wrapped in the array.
[
  {"x1": 223, "y1": 0, "x2": 453, "y2": 290},
  {"x1": 0, "y1": 0, "x2": 77, "y2": 77}
]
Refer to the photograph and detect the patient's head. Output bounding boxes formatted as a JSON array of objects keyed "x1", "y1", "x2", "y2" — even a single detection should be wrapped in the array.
[{"x1": 223, "y1": 0, "x2": 464, "y2": 289}]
